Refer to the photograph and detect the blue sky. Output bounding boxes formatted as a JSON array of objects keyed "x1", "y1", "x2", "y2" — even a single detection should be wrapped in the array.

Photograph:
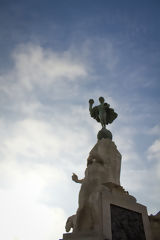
[{"x1": 0, "y1": 1, "x2": 160, "y2": 240}]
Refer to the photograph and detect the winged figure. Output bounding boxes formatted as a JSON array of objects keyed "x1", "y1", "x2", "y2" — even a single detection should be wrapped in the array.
[{"x1": 89, "y1": 97, "x2": 118, "y2": 128}]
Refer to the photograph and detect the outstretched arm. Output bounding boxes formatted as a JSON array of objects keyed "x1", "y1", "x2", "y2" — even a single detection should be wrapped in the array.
[
  {"x1": 72, "y1": 173, "x2": 84, "y2": 184},
  {"x1": 89, "y1": 99, "x2": 94, "y2": 114}
]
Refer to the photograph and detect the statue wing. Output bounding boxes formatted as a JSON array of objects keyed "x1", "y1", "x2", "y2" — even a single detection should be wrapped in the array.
[
  {"x1": 106, "y1": 108, "x2": 118, "y2": 124},
  {"x1": 90, "y1": 106, "x2": 100, "y2": 122}
]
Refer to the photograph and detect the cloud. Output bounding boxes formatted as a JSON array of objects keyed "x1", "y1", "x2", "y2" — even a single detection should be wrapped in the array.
[
  {"x1": 0, "y1": 113, "x2": 91, "y2": 239},
  {"x1": 12, "y1": 44, "x2": 87, "y2": 90},
  {"x1": 0, "y1": 114, "x2": 92, "y2": 164},
  {"x1": 147, "y1": 137, "x2": 160, "y2": 181},
  {"x1": 0, "y1": 43, "x2": 88, "y2": 107},
  {"x1": 148, "y1": 124, "x2": 160, "y2": 136},
  {"x1": 148, "y1": 139, "x2": 160, "y2": 160},
  {"x1": 111, "y1": 121, "x2": 160, "y2": 215},
  {"x1": 121, "y1": 165, "x2": 160, "y2": 215},
  {"x1": 0, "y1": 42, "x2": 96, "y2": 233},
  {"x1": 121, "y1": 124, "x2": 160, "y2": 214},
  {"x1": 147, "y1": 124, "x2": 160, "y2": 166},
  {"x1": 113, "y1": 126, "x2": 140, "y2": 163},
  {"x1": 0, "y1": 132, "x2": 75, "y2": 240},
  {"x1": 0, "y1": 145, "x2": 69, "y2": 240},
  {"x1": 0, "y1": 103, "x2": 93, "y2": 240}
]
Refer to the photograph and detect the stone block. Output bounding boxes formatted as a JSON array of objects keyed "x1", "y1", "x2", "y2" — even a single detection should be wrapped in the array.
[
  {"x1": 101, "y1": 190, "x2": 152, "y2": 240},
  {"x1": 149, "y1": 212, "x2": 160, "y2": 240},
  {"x1": 89, "y1": 138, "x2": 121, "y2": 185},
  {"x1": 62, "y1": 188, "x2": 152, "y2": 240},
  {"x1": 63, "y1": 232, "x2": 106, "y2": 240}
]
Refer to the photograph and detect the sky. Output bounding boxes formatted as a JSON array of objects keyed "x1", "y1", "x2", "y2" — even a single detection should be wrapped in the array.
[{"x1": 0, "y1": 0, "x2": 160, "y2": 239}]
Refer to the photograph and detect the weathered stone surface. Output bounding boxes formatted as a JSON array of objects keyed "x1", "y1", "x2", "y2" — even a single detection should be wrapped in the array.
[
  {"x1": 149, "y1": 212, "x2": 160, "y2": 240},
  {"x1": 63, "y1": 139, "x2": 152, "y2": 240},
  {"x1": 72, "y1": 166, "x2": 105, "y2": 233},
  {"x1": 111, "y1": 205, "x2": 146, "y2": 240},
  {"x1": 63, "y1": 232, "x2": 106, "y2": 240},
  {"x1": 63, "y1": 187, "x2": 152, "y2": 240},
  {"x1": 101, "y1": 190, "x2": 152, "y2": 240},
  {"x1": 65, "y1": 215, "x2": 76, "y2": 233},
  {"x1": 88, "y1": 138, "x2": 121, "y2": 185},
  {"x1": 66, "y1": 139, "x2": 121, "y2": 233}
]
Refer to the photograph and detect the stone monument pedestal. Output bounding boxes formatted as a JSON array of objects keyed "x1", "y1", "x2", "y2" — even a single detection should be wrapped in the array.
[
  {"x1": 59, "y1": 97, "x2": 156, "y2": 240},
  {"x1": 101, "y1": 189, "x2": 152, "y2": 240},
  {"x1": 63, "y1": 232, "x2": 104, "y2": 240},
  {"x1": 62, "y1": 138, "x2": 153, "y2": 240},
  {"x1": 63, "y1": 186, "x2": 152, "y2": 240}
]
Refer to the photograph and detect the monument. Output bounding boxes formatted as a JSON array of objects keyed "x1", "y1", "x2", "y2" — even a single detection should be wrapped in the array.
[{"x1": 62, "y1": 97, "x2": 153, "y2": 240}]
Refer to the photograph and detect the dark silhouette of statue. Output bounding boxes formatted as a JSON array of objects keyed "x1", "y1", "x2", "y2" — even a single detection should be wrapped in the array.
[{"x1": 89, "y1": 97, "x2": 118, "y2": 140}]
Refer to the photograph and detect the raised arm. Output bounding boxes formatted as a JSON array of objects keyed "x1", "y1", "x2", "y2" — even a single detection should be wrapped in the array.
[
  {"x1": 72, "y1": 173, "x2": 84, "y2": 184},
  {"x1": 89, "y1": 99, "x2": 94, "y2": 115}
]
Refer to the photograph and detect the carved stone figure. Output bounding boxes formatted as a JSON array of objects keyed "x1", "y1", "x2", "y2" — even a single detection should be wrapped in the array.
[
  {"x1": 72, "y1": 161, "x2": 106, "y2": 232},
  {"x1": 68, "y1": 139, "x2": 122, "y2": 233},
  {"x1": 65, "y1": 215, "x2": 76, "y2": 232}
]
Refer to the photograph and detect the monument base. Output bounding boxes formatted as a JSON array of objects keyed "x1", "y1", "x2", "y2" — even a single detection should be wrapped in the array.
[
  {"x1": 63, "y1": 232, "x2": 106, "y2": 240},
  {"x1": 62, "y1": 187, "x2": 152, "y2": 240},
  {"x1": 102, "y1": 189, "x2": 152, "y2": 240}
]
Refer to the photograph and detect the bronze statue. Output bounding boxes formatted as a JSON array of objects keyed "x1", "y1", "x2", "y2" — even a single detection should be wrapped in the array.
[
  {"x1": 89, "y1": 97, "x2": 118, "y2": 128},
  {"x1": 89, "y1": 97, "x2": 118, "y2": 140}
]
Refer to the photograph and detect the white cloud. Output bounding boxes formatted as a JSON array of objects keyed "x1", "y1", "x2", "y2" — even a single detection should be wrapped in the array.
[
  {"x1": 148, "y1": 139, "x2": 160, "y2": 158},
  {"x1": 113, "y1": 126, "x2": 140, "y2": 163},
  {"x1": 0, "y1": 108, "x2": 92, "y2": 240},
  {"x1": 13, "y1": 44, "x2": 87, "y2": 89},
  {"x1": 0, "y1": 158, "x2": 67, "y2": 240},
  {"x1": 0, "y1": 188, "x2": 66, "y2": 240},
  {"x1": 148, "y1": 124, "x2": 160, "y2": 136},
  {"x1": 121, "y1": 166, "x2": 160, "y2": 215},
  {"x1": 0, "y1": 114, "x2": 92, "y2": 163},
  {"x1": 0, "y1": 43, "x2": 88, "y2": 106},
  {"x1": 147, "y1": 139, "x2": 160, "y2": 180},
  {"x1": 0, "y1": 107, "x2": 93, "y2": 239},
  {"x1": 121, "y1": 169, "x2": 149, "y2": 192}
]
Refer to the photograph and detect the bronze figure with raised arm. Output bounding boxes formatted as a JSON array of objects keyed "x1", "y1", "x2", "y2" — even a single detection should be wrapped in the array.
[
  {"x1": 89, "y1": 96, "x2": 118, "y2": 140},
  {"x1": 89, "y1": 96, "x2": 117, "y2": 128}
]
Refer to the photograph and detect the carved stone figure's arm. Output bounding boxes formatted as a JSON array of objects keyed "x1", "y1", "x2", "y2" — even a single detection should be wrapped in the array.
[{"x1": 72, "y1": 173, "x2": 84, "y2": 184}]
